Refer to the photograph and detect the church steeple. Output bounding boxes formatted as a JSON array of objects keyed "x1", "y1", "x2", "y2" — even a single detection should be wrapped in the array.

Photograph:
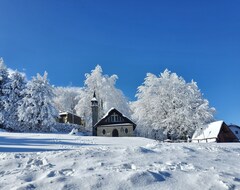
[{"x1": 91, "y1": 91, "x2": 98, "y2": 136}]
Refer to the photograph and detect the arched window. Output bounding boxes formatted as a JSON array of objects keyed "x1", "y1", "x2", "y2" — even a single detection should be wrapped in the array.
[
  {"x1": 125, "y1": 128, "x2": 128, "y2": 134},
  {"x1": 102, "y1": 129, "x2": 106, "y2": 135}
]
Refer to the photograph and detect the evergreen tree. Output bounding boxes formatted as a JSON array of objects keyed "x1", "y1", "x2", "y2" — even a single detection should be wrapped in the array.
[
  {"x1": 4, "y1": 71, "x2": 27, "y2": 131},
  {"x1": 18, "y1": 72, "x2": 58, "y2": 132},
  {"x1": 131, "y1": 69, "x2": 215, "y2": 140},
  {"x1": 0, "y1": 58, "x2": 10, "y2": 128}
]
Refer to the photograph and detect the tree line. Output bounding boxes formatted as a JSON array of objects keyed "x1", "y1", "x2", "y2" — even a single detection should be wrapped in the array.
[{"x1": 0, "y1": 59, "x2": 215, "y2": 140}]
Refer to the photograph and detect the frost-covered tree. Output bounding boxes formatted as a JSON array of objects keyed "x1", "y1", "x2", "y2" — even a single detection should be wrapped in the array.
[
  {"x1": 131, "y1": 69, "x2": 215, "y2": 140},
  {"x1": 3, "y1": 71, "x2": 27, "y2": 131},
  {"x1": 75, "y1": 65, "x2": 131, "y2": 130},
  {"x1": 53, "y1": 87, "x2": 81, "y2": 113},
  {"x1": 0, "y1": 58, "x2": 10, "y2": 128},
  {"x1": 18, "y1": 72, "x2": 58, "y2": 132}
]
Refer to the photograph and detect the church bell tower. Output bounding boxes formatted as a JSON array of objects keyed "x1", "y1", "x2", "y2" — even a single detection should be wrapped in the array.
[{"x1": 91, "y1": 91, "x2": 98, "y2": 136}]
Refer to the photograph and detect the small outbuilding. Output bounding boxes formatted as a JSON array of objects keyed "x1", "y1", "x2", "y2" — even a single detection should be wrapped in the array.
[
  {"x1": 192, "y1": 121, "x2": 238, "y2": 143},
  {"x1": 58, "y1": 112, "x2": 83, "y2": 126}
]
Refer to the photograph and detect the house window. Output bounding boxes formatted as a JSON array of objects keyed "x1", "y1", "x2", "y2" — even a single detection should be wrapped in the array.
[
  {"x1": 111, "y1": 113, "x2": 120, "y2": 122},
  {"x1": 110, "y1": 115, "x2": 115, "y2": 122},
  {"x1": 102, "y1": 129, "x2": 106, "y2": 135},
  {"x1": 125, "y1": 128, "x2": 128, "y2": 134}
]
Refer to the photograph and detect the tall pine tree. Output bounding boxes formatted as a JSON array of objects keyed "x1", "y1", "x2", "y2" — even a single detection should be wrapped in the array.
[
  {"x1": 4, "y1": 71, "x2": 27, "y2": 131},
  {"x1": 18, "y1": 72, "x2": 58, "y2": 132},
  {"x1": 0, "y1": 58, "x2": 10, "y2": 129}
]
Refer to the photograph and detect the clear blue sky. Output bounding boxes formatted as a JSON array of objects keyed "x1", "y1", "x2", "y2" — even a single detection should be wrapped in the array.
[{"x1": 1, "y1": 0, "x2": 240, "y2": 125}]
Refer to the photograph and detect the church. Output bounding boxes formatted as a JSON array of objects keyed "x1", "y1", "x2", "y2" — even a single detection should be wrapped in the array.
[{"x1": 91, "y1": 93, "x2": 136, "y2": 137}]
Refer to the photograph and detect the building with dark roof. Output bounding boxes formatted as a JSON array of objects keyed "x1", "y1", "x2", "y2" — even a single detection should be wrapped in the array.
[
  {"x1": 229, "y1": 124, "x2": 240, "y2": 141},
  {"x1": 91, "y1": 93, "x2": 136, "y2": 137}
]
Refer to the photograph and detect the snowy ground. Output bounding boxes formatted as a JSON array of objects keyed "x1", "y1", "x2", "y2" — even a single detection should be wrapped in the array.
[{"x1": 0, "y1": 132, "x2": 239, "y2": 190}]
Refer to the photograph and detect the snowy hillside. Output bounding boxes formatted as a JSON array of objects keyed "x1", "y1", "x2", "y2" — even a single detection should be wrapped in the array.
[{"x1": 0, "y1": 132, "x2": 239, "y2": 190}]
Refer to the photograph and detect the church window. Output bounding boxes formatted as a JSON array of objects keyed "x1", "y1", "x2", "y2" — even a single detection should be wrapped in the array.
[
  {"x1": 102, "y1": 129, "x2": 106, "y2": 135},
  {"x1": 110, "y1": 112, "x2": 120, "y2": 122},
  {"x1": 106, "y1": 112, "x2": 125, "y2": 123}
]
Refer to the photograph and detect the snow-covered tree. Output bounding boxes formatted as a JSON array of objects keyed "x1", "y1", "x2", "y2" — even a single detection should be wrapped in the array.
[
  {"x1": 53, "y1": 86, "x2": 81, "y2": 113},
  {"x1": 75, "y1": 65, "x2": 131, "y2": 130},
  {"x1": 131, "y1": 69, "x2": 215, "y2": 140},
  {"x1": 0, "y1": 58, "x2": 10, "y2": 128},
  {"x1": 3, "y1": 71, "x2": 27, "y2": 131},
  {"x1": 18, "y1": 72, "x2": 58, "y2": 132}
]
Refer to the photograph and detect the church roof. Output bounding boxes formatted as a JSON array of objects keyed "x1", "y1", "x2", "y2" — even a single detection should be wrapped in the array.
[
  {"x1": 91, "y1": 97, "x2": 98, "y2": 102},
  {"x1": 94, "y1": 108, "x2": 136, "y2": 130}
]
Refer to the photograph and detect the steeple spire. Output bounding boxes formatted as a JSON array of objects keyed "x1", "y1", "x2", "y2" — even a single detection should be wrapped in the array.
[{"x1": 91, "y1": 91, "x2": 98, "y2": 136}]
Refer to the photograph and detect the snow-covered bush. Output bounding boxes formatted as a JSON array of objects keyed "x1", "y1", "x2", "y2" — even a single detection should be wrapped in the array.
[
  {"x1": 50, "y1": 123, "x2": 81, "y2": 133},
  {"x1": 131, "y1": 69, "x2": 215, "y2": 140}
]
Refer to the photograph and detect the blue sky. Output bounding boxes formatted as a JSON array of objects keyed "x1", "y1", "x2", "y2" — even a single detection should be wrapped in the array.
[{"x1": 1, "y1": 0, "x2": 240, "y2": 125}]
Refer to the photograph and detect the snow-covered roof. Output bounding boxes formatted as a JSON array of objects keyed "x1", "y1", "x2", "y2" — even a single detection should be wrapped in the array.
[
  {"x1": 98, "y1": 107, "x2": 133, "y2": 124},
  {"x1": 59, "y1": 111, "x2": 81, "y2": 117},
  {"x1": 59, "y1": 112, "x2": 68, "y2": 115},
  {"x1": 91, "y1": 97, "x2": 98, "y2": 102},
  {"x1": 100, "y1": 107, "x2": 115, "y2": 120},
  {"x1": 192, "y1": 121, "x2": 224, "y2": 140},
  {"x1": 94, "y1": 107, "x2": 136, "y2": 129}
]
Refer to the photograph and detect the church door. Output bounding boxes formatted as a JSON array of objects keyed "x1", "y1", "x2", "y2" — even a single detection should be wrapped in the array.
[{"x1": 112, "y1": 129, "x2": 119, "y2": 137}]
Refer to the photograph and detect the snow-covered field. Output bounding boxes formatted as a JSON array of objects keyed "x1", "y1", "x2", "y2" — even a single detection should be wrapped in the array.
[{"x1": 0, "y1": 132, "x2": 239, "y2": 190}]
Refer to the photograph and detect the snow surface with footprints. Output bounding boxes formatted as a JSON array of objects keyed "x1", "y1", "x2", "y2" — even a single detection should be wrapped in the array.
[{"x1": 0, "y1": 132, "x2": 239, "y2": 190}]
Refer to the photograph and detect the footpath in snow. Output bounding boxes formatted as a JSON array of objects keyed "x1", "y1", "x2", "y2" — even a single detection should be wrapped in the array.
[{"x1": 0, "y1": 132, "x2": 239, "y2": 190}]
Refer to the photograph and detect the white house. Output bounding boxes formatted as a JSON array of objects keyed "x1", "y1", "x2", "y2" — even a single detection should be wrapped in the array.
[{"x1": 192, "y1": 121, "x2": 238, "y2": 143}]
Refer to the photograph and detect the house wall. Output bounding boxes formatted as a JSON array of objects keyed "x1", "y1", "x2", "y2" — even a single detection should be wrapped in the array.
[
  {"x1": 59, "y1": 113, "x2": 82, "y2": 125},
  {"x1": 229, "y1": 126, "x2": 240, "y2": 141},
  {"x1": 217, "y1": 125, "x2": 238, "y2": 142},
  {"x1": 96, "y1": 124, "x2": 134, "y2": 137},
  {"x1": 59, "y1": 115, "x2": 68, "y2": 123}
]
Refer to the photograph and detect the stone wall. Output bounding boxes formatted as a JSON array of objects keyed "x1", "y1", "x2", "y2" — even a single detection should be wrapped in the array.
[{"x1": 96, "y1": 124, "x2": 134, "y2": 137}]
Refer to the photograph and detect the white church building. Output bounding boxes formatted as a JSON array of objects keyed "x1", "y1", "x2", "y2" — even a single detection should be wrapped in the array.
[{"x1": 91, "y1": 93, "x2": 136, "y2": 137}]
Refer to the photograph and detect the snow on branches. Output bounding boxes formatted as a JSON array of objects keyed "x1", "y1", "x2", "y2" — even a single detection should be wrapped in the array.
[
  {"x1": 75, "y1": 65, "x2": 131, "y2": 130},
  {"x1": 131, "y1": 69, "x2": 215, "y2": 140},
  {"x1": 0, "y1": 59, "x2": 216, "y2": 138},
  {"x1": 18, "y1": 72, "x2": 58, "y2": 132}
]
